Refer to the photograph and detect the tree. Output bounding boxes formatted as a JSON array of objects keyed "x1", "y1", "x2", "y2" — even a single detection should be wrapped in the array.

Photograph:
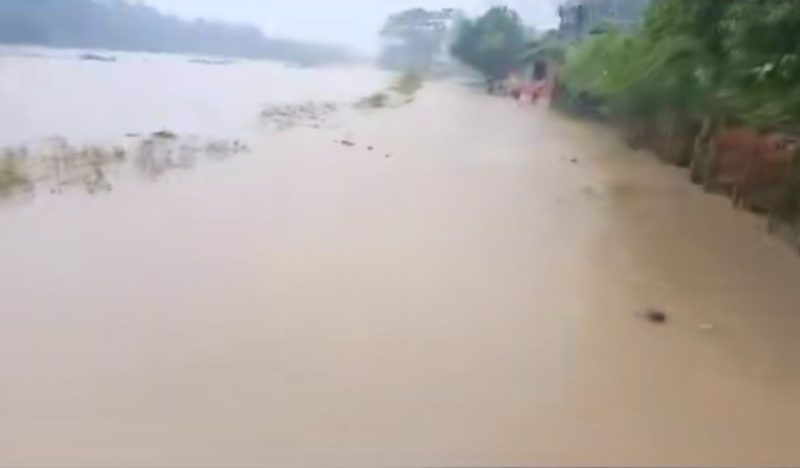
[
  {"x1": 558, "y1": 0, "x2": 739, "y2": 166},
  {"x1": 720, "y1": 0, "x2": 800, "y2": 128},
  {"x1": 523, "y1": 30, "x2": 567, "y2": 65},
  {"x1": 555, "y1": 0, "x2": 800, "y2": 218},
  {"x1": 379, "y1": 8, "x2": 456, "y2": 70},
  {"x1": 450, "y1": 6, "x2": 527, "y2": 79},
  {"x1": 559, "y1": 0, "x2": 800, "y2": 124},
  {"x1": 558, "y1": 0, "x2": 800, "y2": 171}
]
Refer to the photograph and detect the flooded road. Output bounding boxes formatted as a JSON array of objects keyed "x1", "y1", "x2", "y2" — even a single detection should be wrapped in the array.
[{"x1": 2, "y1": 53, "x2": 800, "y2": 466}]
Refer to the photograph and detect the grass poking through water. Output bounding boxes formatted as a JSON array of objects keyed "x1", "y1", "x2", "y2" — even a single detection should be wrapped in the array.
[
  {"x1": 391, "y1": 71, "x2": 423, "y2": 96},
  {"x1": 356, "y1": 71, "x2": 423, "y2": 109},
  {"x1": 0, "y1": 157, "x2": 30, "y2": 196},
  {"x1": 357, "y1": 92, "x2": 389, "y2": 109}
]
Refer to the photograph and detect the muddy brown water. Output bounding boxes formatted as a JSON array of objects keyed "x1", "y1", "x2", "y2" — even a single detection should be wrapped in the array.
[{"x1": 2, "y1": 52, "x2": 800, "y2": 466}]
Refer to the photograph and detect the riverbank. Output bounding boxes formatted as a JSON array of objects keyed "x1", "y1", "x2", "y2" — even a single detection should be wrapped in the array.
[
  {"x1": 553, "y1": 2, "x2": 800, "y2": 255},
  {"x1": 550, "y1": 98, "x2": 800, "y2": 254}
]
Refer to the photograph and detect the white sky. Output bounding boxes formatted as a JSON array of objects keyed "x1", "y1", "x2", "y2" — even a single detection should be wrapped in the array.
[{"x1": 143, "y1": 0, "x2": 562, "y2": 53}]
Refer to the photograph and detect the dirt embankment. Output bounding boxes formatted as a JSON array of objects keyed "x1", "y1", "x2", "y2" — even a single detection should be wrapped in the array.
[{"x1": 556, "y1": 102, "x2": 800, "y2": 252}]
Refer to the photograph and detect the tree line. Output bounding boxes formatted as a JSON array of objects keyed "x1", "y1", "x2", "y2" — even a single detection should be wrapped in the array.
[
  {"x1": 377, "y1": 5, "x2": 529, "y2": 79},
  {"x1": 0, "y1": 0, "x2": 350, "y2": 64},
  {"x1": 559, "y1": 0, "x2": 800, "y2": 133}
]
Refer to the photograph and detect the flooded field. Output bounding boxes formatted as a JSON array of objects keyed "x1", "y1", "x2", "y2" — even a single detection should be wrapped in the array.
[{"x1": 1, "y1": 49, "x2": 800, "y2": 467}]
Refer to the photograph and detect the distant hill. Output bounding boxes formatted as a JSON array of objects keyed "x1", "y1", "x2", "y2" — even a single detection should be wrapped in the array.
[{"x1": 0, "y1": 0, "x2": 352, "y2": 64}]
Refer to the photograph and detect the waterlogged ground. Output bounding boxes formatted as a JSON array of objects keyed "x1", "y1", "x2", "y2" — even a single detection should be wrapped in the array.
[
  {"x1": 0, "y1": 47, "x2": 385, "y2": 197},
  {"x1": 2, "y1": 50, "x2": 800, "y2": 467}
]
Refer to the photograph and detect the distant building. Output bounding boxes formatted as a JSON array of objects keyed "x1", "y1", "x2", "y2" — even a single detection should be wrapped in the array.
[{"x1": 558, "y1": 0, "x2": 651, "y2": 40}]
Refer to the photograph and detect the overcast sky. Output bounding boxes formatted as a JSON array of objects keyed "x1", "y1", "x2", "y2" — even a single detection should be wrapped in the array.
[{"x1": 143, "y1": 0, "x2": 562, "y2": 53}]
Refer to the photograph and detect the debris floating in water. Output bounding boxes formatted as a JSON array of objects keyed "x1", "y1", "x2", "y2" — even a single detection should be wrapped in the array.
[
  {"x1": 189, "y1": 58, "x2": 234, "y2": 66},
  {"x1": 340, "y1": 140, "x2": 355, "y2": 147},
  {"x1": 79, "y1": 53, "x2": 116, "y2": 63},
  {"x1": 152, "y1": 130, "x2": 177, "y2": 139},
  {"x1": 637, "y1": 308, "x2": 668, "y2": 324}
]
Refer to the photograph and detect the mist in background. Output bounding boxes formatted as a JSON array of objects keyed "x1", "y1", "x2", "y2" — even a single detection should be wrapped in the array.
[
  {"x1": 0, "y1": 1, "x2": 561, "y2": 61},
  {"x1": 0, "y1": 0, "x2": 353, "y2": 64},
  {"x1": 146, "y1": 0, "x2": 562, "y2": 53}
]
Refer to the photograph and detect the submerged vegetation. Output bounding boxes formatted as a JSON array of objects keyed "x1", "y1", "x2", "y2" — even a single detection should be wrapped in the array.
[
  {"x1": 0, "y1": 135, "x2": 251, "y2": 198},
  {"x1": 356, "y1": 71, "x2": 423, "y2": 109},
  {"x1": 391, "y1": 71, "x2": 424, "y2": 96},
  {"x1": 358, "y1": 92, "x2": 390, "y2": 109},
  {"x1": 0, "y1": 155, "x2": 30, "y2": 196}
]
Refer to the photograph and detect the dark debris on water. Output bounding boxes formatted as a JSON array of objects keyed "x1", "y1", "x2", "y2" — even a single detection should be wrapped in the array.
[
  {"x1": 152, "y1": 130, "x2": 178, "y2": 139},
  {"x1": 637, "y1": 308, "x2": 668, "y2": 324},
  {"x1": 333, "y1": 139, "x2": 391, "y2": 159}
]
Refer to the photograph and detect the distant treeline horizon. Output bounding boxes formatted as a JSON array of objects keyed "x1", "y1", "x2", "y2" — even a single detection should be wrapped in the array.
[{"x1": 0, "y1": 0, "x2": 353, "y2": 64}]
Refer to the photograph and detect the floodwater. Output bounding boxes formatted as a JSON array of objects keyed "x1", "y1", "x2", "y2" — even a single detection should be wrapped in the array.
[{"x1": 2, "y1": 50, "x2": 800, "y2": 467}]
